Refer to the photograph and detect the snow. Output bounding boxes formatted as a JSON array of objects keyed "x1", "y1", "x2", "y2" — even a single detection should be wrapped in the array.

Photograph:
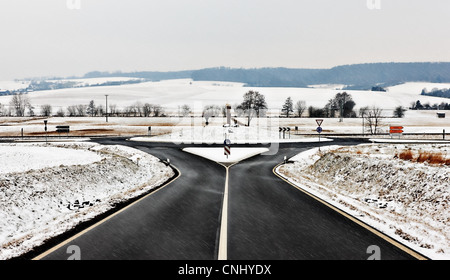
[
  {"x1": 0, "y1": 144, "x2": 102, "y2": 174},
  {"x1": 1, "y1": 79, "x2": 449, "y2": 139},
  {"x1": 130, "y1": 124, "x2": 332, "y2": 144},
  {"x1": 183, "y1": 147, "x2": 270, "y2": 164},
  {"x1": 47, "y1": 77, "x2": 144, "y2": 87},
  {"x1": 0, "y1": 111, "x2": 447, "y2": 139},
  {"x1": 370, "y1": 139, "x2": 450, "y2": 144},
  {"x1": 1, "y1": 79, "x2": 449, "y2": 113},
  {"x1": 277, "y1": 144, "x2": 450, "y2": 260},
  {"x1": 387, "y1": 82, "x2": 450, "y2": 95},
  {"x1": 0, "y1": 142, "x2": 174, "y2": 260},
  {"x1": 0, "y1": 81, "x2": 30, "y2": 91}
]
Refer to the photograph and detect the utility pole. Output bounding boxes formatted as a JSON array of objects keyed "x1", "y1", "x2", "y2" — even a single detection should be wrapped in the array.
[
  {"x1": 105, "y1": 94, "x2": 109, "y2": 123},
  {"x1": 44, "y1": 120, "x2": 48, "y2": 144}
]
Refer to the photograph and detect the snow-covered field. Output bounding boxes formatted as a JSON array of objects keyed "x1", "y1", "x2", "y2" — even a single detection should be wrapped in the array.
[
  {"x1": 0, "y1": 77, "x2": 142, "y2": 92},
  {"x1": 277, "y1": 144, "x2": 450, "y2": 260},
  {"x1": 1, "y1": 79, "x2": 450, "y2": 113},
  {"x1": 0, "y1": 142, "x2": 174, "y2": 260},
  {"x1": 0, "y1": 110, "x2": 448, "y2": 139},
  {"x1": 46, "y1": 77, "x2": 144, "y2": 87},
  {"x1": 0, "y1": 80, "x2": 30, "y2": 91},
  {"x1": 0, "y1": 79, "x2": 448, "y2": 138},
  {"x1": 0, "y1": 145, "x2": 101, "y2": 174}
]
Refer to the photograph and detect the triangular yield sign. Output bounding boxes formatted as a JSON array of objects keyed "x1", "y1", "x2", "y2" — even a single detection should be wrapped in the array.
[{"x1": 316, "y1": 119, "x2": 323, "y2": 127}]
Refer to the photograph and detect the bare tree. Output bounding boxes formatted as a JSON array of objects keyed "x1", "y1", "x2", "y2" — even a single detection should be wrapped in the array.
[
  {"x1": 152, "y1": 104, "x2": 164, "y2": 117},
  {"x1": 10, "y1": 93, "x2": 30, "y2": 117},
  {"x1": 134, "y1": 102, "x2": 143, "y2": 117},
  {"x1": 202, "y1": 105, "x2": 220, "y2": 125},
  {"x1": 295, "y1": 100, "x2": 306, "y2": 117},
  {"x1": 56, "y1": 108, "x2": 65, "y2": 117},
  {"x1": 365, "y1": 107, "x2": 383, "y2": 135},
  {"x1": 109, "y1": 104, "x2": 117, "y2": 117},
  {"x1": 76, "y1": 104, "x2": 86, "y2": 116},
  {"x1": 124, "y1": 105, "x2": 136, "y2": 117},
  {"x1": 41, "y1": 104, "x2": 53, "y2": 117},
  {"x1": 181, "y1": 104, "x2": 191, "y2": 117},
  {"x1": 359, "y1": 106, "x2": 369, "y2": 118},
  {"x1": 97, "y1": 104, "x2": 104, "y2": 117},
  {"x1": 27, "y1": 103, "x2": 35, "y2": 117},
  {"x1": 67, "y1": 105, "x2": 77, "y2": 117},
  {"x1": 233, "y1": 103, "x2": 244, "y2": 117},
  {"x1": 143, "y1": 103, "x2": 153, "y2": 117}
]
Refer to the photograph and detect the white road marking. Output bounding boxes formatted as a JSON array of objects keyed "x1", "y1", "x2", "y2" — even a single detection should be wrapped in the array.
[{"x1": 218, "y1": 166, "x2": 229, "y2": 260}]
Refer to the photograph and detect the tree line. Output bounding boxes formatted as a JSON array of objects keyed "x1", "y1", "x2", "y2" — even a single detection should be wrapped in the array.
[
  {"x1": 0, "y1": 93, "x2": 169, "y2": 118},
  {"x1": 410, "y1": 100, "x2": 450, "y2": 110},
  {"x1": 276, "y1": 92, "x2": 361, "y2": 119},
  {"x1": 421, "y1": 88, "x2": 450, "y2": 99}
]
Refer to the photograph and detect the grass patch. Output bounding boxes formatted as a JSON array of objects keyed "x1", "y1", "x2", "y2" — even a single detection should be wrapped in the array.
[{"x1": 396, "y1": 150, "x2": 449, "y2": 165}]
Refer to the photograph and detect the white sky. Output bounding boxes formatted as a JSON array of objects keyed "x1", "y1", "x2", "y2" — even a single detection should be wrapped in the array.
[{"x1": 1, "y1": 0, "x2": 450, "y2": 80}]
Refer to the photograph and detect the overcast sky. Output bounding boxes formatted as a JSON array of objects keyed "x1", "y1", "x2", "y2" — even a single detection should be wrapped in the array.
[{"x1": 1, "y1": 0, "x2": 450, "y2": 80}]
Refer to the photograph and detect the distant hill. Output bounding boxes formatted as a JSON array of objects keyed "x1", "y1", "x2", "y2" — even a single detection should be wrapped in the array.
[
  {"x1": 80, "y1": 62, "x2": 450, "y2": 89},
  {"x1": 421, "y1": 88, "x2": 450, "y2": 99}
]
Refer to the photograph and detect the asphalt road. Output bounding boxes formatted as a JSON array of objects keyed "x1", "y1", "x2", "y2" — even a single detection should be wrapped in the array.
[
  {"x1": 227, "y1": 144, "x2": 415, "y2": 260},
  {"x1": 41, "y1": 139, "x2": 226, "y2": 260},
  {"x1": 38, "y1": 138, "x2": 418, "y2": 260}
]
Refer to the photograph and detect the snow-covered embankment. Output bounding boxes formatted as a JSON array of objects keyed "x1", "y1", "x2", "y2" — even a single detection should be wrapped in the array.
[
  {"x1": 0, "y1": 143, "x2": 174, "y2": 259},
  {"x1": 276, "y1": 144, "x2": 449, "y2": 260}
]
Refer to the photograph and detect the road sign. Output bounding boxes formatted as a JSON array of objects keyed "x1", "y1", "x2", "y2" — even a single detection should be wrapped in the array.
[
  {"x1": 316, "y1": 119, "x2": 324, "y2": 127},
  {"x1": 56, "y1": 126, "x2": 70, "y2": 133},
  {"x1": 390, "y1": 126, "x2": 404, "y2": 134},
  {"x1": 316, "y1": 127, "x2": 323, "y2": 134},
  {"x1": 390, "y1": 126, "x2": 404, "y2": 130}
]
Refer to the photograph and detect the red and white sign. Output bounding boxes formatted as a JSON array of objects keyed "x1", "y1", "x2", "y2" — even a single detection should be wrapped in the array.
[{"x1": 390, "y1": 126, "x2": 404, "y2": 134}]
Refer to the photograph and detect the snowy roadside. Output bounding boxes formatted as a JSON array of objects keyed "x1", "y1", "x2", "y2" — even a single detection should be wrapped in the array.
[
  {"x1": 130, "y1": 125, "x2": 332, "y2": 144},
  {"x1": 276, "y1": 144, "x2": 449, "y2": 260},
  {"x1": 0, "y1": 142, "x2": 174, "y2": 260}
]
